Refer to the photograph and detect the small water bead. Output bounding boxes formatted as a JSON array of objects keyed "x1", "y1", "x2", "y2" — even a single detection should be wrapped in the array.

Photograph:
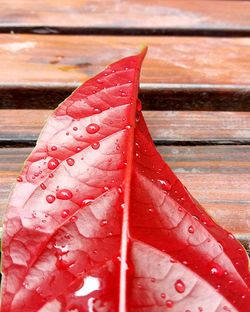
[
  {"x1": 228, "y1": 233, "x2": 235, "y2": 240},
  {"x1": 70, "y1": 216, "x2": 78, "y2": 223},
  {"x1": 198, "y1": 308, "x2": 203, "y2": 312},
  {"x1": 93, "y1": 107, "x2": 102, "y2": 114},
  {"x1": 82, "y1": 198, "x2": 94, "y2": 206},
  {"x1": 175, "y1": 279, "x2": 185, "y2": 293},
  {"x1": 51, "y1": 146, "x2": 57, "y2": 151},
  {"x1": 188, "y1": 226, "x2": 194, "y2": 234},
  {"x1": 61, "y1": 209, "x2": 70, "y2": 218},
  {"x1": 91, "y1": 142, "x2": 100, "y2": 150},
  {"x1": 73, "y1": 127, "x2": 78, "y2": 131},
  {"x1": 17, "y1": 176, "x2": 23, "y2": 182},
  {"x1": 76, "y1": 146, "x2": 82, "y2": 152},
  {"x1": 125, "y1": 125, "x2": 131, "y2": 130},
  {"x1": 49, "y1": 173, "x2": 54, "y2": 178},
  {"x1": 161, "y1": 293, "x2": 166, "y2": 299},
  {"x1": 137, "y1": 100, "x2": 142, "y2": 112},
  {"x1": 157, "y1": 179, "x2": 172, "y2": 191},
  {"x1": 96, "y1": 78, "x2": 103, "y2": 84},
  {"x1": 118, "y1": 187, "x2": 123, "y2": 194},
  {"x1": 40, "y1": 183, "x2": 46, "y2": 190},
  {"x1": 210, "y1": 262, "x2": 223, "y2": 277},
  {"x1": 151, "y1": 278, "x2": 156, "y2": 283},
  {"x1": 66, "y1": 158, "x2": 75, "y2": 166},
  {"x1": 47, "y1": 158, "x2": 59, "y2": 170},
  {"x1": 100, "y1": 219, "x2": 108, "y2": 226},
  {"x1": 56, "y1": 189, "x2": 73, "y2": 200},
  {"x1": 46, "y1": 194, "x2": 55, "y2": 204},
  {"x1": 86, "y1": 123, "x2": 100, "y2": 134},
  {"x1": 166, "y1": 300, "x2": 174, "y2": 308},
  {"x1": 241, "y1": 295, "x2": 246, "y2": 299},
  {"x1": 120, "y1": 203, "x2": 125, "y2": 209}
]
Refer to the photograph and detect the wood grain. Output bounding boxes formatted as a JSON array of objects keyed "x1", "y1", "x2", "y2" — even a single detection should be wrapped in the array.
[
  {"x1": 0, "y1": 35, "x2": 250, "y2": 86},
  {"x1": 1, "y1": 146, "x2": 249, "y2": 236},
  {"x1": 0, "y1": 0, "x2": 250, "y2": 35},
  {"x1": 1, "y1": 110, "x2": 250, "y2": 146}
]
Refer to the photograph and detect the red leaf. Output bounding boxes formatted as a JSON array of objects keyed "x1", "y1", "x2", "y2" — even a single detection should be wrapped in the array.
[{"x1": 1, "y1": 48, "x2": 250, "y2": 312}]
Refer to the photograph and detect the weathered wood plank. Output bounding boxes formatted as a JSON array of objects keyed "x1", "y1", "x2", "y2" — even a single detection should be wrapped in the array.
[
  {"x1": 1, "y1": 146, "x2": 249, "y2": 235},
  {"x1": 1, "y1": 110, "x2": 250, "y2": 145},
  {"x1": 0, "y1": 0, "x2": 250, "y2": 35},
  {"x1": 0, "y1": 35, "x2": 250, "y2": 85}
]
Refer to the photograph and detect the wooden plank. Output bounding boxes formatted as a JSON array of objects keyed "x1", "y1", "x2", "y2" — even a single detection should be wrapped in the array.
[
  {"x1": 0, "y1": 0, "x2": 250, "y2": 35},
  {"x1": 1, "y1": 34, "x2": 250, "y2": 110},
  {"x1": 0, "y1": 35, "x2": 250, "y2": 85},
  {"x1": 1, "y1": 146, "x2": 249, "y2": 236},
  {"x1": 1, "y1": 110, "x2": 250, "y2": 146}
]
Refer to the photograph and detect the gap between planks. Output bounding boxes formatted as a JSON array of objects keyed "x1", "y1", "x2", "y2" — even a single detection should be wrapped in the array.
[{"x1": 1, "y1": 83, "x2": 250, "y2": 111}]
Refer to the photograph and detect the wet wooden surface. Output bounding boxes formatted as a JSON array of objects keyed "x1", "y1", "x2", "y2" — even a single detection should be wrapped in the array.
[
  {"x1": 0, "y1": 1, "x2": 249, "y2": 244},
  {"x1": 0, "y1": 1, "x2": 250, "y2": 35},
  {"x1": 0, "y1": 35, "x2": 250, "y2": 85},
  {"x1": 1, "y1": 110, "x2": 250, "y2": 145}
]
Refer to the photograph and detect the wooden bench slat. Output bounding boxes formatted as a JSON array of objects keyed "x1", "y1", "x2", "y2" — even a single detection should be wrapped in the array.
[
  {"x1": 0, "y1": 34, "x2": 250, "y2": 86},
  {"x1": 1, "y1": 146, "x2": 249, "y2": 236},
  {"x1": 1, "y1": 110, "x2": 250, "y2": 145},
  {"x1": 0, "y1": 0, "x2": 250, "y2": 35}
]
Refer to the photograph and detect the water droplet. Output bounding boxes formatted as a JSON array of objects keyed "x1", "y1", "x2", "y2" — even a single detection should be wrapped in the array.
[
  {"x1": 120, "y1": 203, "x2": 125, "y2": 209},
  {"x1": 137, "y1": 100, "x2": 142, "y2": 112},
  {"x1": 61, "y1": 209, "x2": 70, "y2": 218},
  {"x1": 198, "y1": 308, "x2": 203, "y2": 312},
  {"x1": 96, "y1": 78, "x2": 103, "y2": 84},
  {"x1": 161, "y1": 293, "x2": 166, "y2": 299},
  {"x1": 228, "y1": 233, "x2": 235, "y2": 239},
  {"x1": 136, "y1": 112, "x2": 140, "y2": 123},
  {"x1": 121, "y1": 92, "x2": 127, "y2": 97},
  {"x1": 86, "y1": 123, "x2": 100, "y2": 134},
  {"x1": 209, "y1": 262, "x2": 223, "y2": 277},
  {"x1": 51, "y1": 146, "x2": 57, "y2": 151},
  {"x1": 100, "y1": 219, "x2": 108, "y2": 226},
  {"x1": 70, "y1": 216, "x2": 78, "y2": 223},
  {"x1": 201, "y1": 215, "x2": 213, "y2": 226},
  {"x1": 148, "y1": 208, "x2": 154, "y2": 213},
  {"x1": 66, "y1": 158, "x2": 75, "y2": 166},
  {"x1": 125, "y1": 125, "x2": 131, "y2": 130},
  {"x1": 175, "y1": 279, "x2": 185, "y2": 293},
  {"x1": 170, "y1": 258, "x2": 176, "y2": 263},
  {"x1": 188, "y1": 226, "x2": 194, "y2": 234},
  {"x1": 241, "y1": 295, "x2": 246, "y2": 299},
  {"x1": 46, "y1": 194, "x2": 55, "y2": 204},
  {"x1": 166, "y1": 300, "x2": 174, "y2": 308},
  {"x1": 40, "y1": 183, "x2": 46, "y2": 190},
  {"x1": 82, "y1": 198, "x2": 94, "y2": 206},
  {"x1": 49, "y1": 173, "x2": 54, "y2": 178},
  {"x1": 151, "y1": 278, "x2": 156, "y2": 283},
  {"x1": 118, "y1": 187, "x2": 123, "y2": 194},
  {"x1": 17, "y1": 176, "x2": 23, "y2": 182},
  {"x1": 93, "y1": 107, "x2": 102, "y2": 114},
  {"x1": 91, "y1": 142, "x2": 100, "y2": 150},
  {"x1": 48, "y1": 158, "x2": 59, "y2": 170},
  {"x1": 76, "y1": 146, "x2": 82, "y2": 152},
  {"x1": 73, "y1": 127, "x2": 78, "y2": 131},
  {"x1": 56, "y1": 189, "x2": 73, "y2": 200},
  {"x1": 157, "y1": 179, "x2": 172, "y2": 191}
]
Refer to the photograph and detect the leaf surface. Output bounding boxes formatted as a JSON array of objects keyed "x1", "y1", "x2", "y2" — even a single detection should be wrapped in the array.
[{"x1": 1, "y1": 49, "x2": 250, "y2": 312}]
